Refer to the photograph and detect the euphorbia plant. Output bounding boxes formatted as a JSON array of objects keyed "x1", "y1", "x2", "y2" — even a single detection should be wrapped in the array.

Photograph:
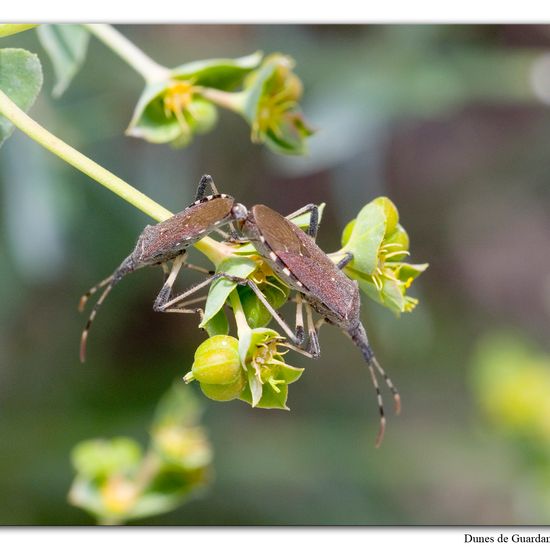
[{"x1": 0, "y1": 23, "x2": 427, "y2": 523}]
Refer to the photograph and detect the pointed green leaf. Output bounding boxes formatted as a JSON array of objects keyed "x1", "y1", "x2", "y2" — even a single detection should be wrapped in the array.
[
  {"x1": 0, "y1": 24, "x2": 37, "y2": 38},
  {"x1": 37, "y1": 24, "x2": 89, "y2": 97},
  {"x1": 393, "y1": 262, "x2": 429, "y2": 283},
  {"x1": 278, "y1": 362, "x2": 304, "y2": 385},
  {"x1": 199, "y1": 257, "x2": 257, "y2": 326},
  {"x1": 342, "y1": 202, "x2": 386, "y2": 275},
  {"x1": 0, "y1": 48, "x2": 43, "y2": 148},
  {"x1": 203, "y1": 307, "x2": 229, "y2": 337},
  {"x1": 247, "y1": 367, "x2": 263, "y2": 407}
]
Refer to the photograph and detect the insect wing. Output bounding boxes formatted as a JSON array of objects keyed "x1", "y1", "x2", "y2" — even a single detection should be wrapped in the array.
[
  {"x1": 141, "y1": 196, "x2": 234, "y2": 260},
  {"x1": 252, "y1": 204, "x2": 358, "y2": 321}
]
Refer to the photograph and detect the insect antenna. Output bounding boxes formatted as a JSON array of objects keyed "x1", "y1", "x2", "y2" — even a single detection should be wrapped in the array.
[
  {"x1": 348, "y1": 322, "x2": 401, "y2": 447},
  {"x1": 78, "y1": 275, "x2": 114, "y2": 312},
  {"x1": 79, "y1": 257, "x2": 134, "y2": 363},
  {"x1": 372, "y1": 355, "x2": 401, "y2": 415}
]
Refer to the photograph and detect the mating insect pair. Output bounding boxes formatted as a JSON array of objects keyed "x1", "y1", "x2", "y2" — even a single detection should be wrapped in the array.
[{"x1": 79, "y1": 175, "x2": 400, "y2": 446}]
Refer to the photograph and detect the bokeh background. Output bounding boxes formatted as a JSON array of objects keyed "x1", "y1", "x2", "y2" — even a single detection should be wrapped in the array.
[{"x1": 2, "y1": 24, "x2": 550, "y2": 525}]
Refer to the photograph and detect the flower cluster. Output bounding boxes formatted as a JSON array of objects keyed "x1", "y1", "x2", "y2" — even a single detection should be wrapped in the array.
[
  {"x1": 336, "y1": 197, "x2": 428, "y2": 315},
  {"x1": 127, "y1": 52, "x2": 313, "y2": 154},
  {"x1": 68, "y1": 386, "x2": 212, "y2": 525}
]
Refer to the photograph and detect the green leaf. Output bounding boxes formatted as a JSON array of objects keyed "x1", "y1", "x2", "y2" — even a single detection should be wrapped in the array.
[
  {"x1": 393, "y1": 262, "x2": 429, "y2": 283},
  {"x1": 0, "y1": 48, "x2": 43, "y2": 148},
  {"x1": 240, "y1": 378, "x2": 290, "y2": 410},
  {"x1": 171, "y1": 51, "x2": 262, "y2": 90},
  {"x1": 278, "y1": 362, "x2": 304, "y2": 385},
  {"x1": 203, "y1": 307, "x2": 229, "y2": 337},
  {"x1": 71, "y1": 438, "x2": 142, "y2": 479},
  {"x1": 199, "y1": 257, "x2": 257, "y2": 327},
  {"x1": 245, "y1": 367, "x2": 263, "y2": 407},
  {"x1": 342, "y1": 202, "x2": 386, "y2": 275},
  {"x1": 36, "y1": 24, "x2": 89, "y2": 97},
  {"x1": 237, "y1": 328, "x2": 303, "y2": 410},
  {"x1": 0, "y1": 24, "x2": 37, "y2": 38}
]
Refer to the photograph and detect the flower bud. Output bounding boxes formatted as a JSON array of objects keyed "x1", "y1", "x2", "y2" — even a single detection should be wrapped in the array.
[{"x1": 191, "y1": 335, "x2": 242, "y2": 386}]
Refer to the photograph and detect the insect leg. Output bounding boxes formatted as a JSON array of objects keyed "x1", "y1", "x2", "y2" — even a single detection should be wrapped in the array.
[
  {"x1": 294, "y1": 294, "x2": 305, "y2": 345},
  {"x1": 182, "y1": 260, "x2": 214, "y2": 276},
  {"x1": 157, "y1": 272, "x2": 231, "y2": 311},
  {"x1": 336, "y1": 252, "x2": 354, "y2": 270},
  {"x1": 285, "y1": 203, "x2": 319, "y2": 239},
  {"x1": 304, "y1": 302, "x2": 321, "y2": 358},
  {"x1": 153, "y1": 255, "x2": 186, "y2": 312},
  {"x1": 194, "y1": 174, "x2": 217, "y2": 201}
]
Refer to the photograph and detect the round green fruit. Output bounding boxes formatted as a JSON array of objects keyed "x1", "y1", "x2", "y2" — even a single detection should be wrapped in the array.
[
  {"x1": 200, "y1": 374, "x2": 246, "y2": 402},
  {"x1": 192, "y1": 335, "x2": 241, "y2": 385}
]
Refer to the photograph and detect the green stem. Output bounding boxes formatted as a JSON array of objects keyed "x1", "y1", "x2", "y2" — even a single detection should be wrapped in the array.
[
  {"x1": 229, "y1": 290, "x2": 251, "y2": 338},
  {"x1": 0, "y1": 88, "x2": 225, "y2": 261},
  {"x1": 197, "y1": 87, "x2": 245, "y2": 114},
  {"x1": 0, "y1": 89, "x2": 171, "y2": 221},
  {"x1": 84, "y1": 24, "x2": 170, "y2": 84}
]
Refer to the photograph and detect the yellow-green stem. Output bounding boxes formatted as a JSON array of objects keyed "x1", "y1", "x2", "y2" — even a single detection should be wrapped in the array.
[
  {"x1": 229, "y1": 290, "x2": 250, "y2": 338},
  {"x1": 197, "y1": 87, "x2": 245, "y2": 113},
  {"x1": 0, "y1": 88, "x2": 225, "y2": 263}
]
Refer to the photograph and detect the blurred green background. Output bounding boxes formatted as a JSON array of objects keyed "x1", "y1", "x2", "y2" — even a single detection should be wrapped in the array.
[{"x1": 2, "y1": 24, "x2": 550, "y2": 525}]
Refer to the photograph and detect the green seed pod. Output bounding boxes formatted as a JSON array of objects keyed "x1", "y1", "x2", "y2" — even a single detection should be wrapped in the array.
[
  {"x1": 384, "y1": 224, "x2": 410, "y2": 260},
  {"x1": 373, "y1": 197, "x2": 399, "y2": 237},
  {"x1": 192, "y1": 335, "x2": 241, "y2": 385},
  {"x1": 200, "y1": 372, "x2": 246, "y2": 402}
]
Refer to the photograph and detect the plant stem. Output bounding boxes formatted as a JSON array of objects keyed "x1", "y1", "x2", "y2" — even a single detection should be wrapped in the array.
[
  {"x1": 0, "y1": 88, "x2": 226, "y2": 262},
  {"x1": 84, "y1": 24, "x2": 170, "y2": 84},
  {"x1": 229, "y1": 290, "x2": 250, "y2": 338},
  {"x1": 0, "y1": 89, "x2": 171, "y2": 221},
  {"x1": 197, "y1": 87, "x2": 245, "y2": 113}
]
